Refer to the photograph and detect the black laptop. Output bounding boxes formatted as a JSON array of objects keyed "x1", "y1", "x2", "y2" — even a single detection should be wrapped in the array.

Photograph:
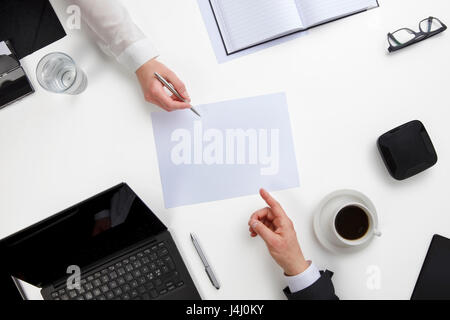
[{"x1": 0, "y1": 183, "x2": 201, "y2": 300}]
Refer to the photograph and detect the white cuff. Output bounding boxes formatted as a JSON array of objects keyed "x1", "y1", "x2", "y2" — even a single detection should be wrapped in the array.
[
  {"x1": 284, "y1": 261, "x2": 321, "y2": 293},
  {"x1": 116, "y1": 38, "x2": 159, "y2": 73}
]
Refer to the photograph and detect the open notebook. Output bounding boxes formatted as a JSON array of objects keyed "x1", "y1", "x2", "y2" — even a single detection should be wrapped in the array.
[{"x1": 209, "y1": 0, "x2": 379, "y2": 54}]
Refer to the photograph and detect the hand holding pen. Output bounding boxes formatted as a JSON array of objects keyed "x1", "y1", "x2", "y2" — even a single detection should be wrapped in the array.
[{"x1": 135, "y1": 59, "x2": 193, "y2": 113}]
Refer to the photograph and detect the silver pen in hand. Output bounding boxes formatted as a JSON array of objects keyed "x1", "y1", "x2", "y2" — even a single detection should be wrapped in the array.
[
  {"x1": 154, "y1": 72, "x2": 201, "y2": 117},
  {"x1": 190, "y1": 233, "x2": 220, "y2": 289}
]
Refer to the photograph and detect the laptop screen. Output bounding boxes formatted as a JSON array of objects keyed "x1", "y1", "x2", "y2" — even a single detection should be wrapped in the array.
[{"x1": 0, "y1": 183, "x2": 166, "y2": 288}]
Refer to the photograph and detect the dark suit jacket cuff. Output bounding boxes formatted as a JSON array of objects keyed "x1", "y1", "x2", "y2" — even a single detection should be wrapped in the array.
[{"x1": 283, "y1": 270, "x2": 339, "y2": 300}]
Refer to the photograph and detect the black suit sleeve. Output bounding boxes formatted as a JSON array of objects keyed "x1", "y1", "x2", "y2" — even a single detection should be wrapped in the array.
[{"x1": 283, "y1": 270, "x2": 339, "y2": 300}]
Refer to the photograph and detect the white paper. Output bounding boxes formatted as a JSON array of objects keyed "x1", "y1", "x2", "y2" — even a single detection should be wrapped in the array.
[
  {"x1": 210, "y1": 0, "x2": 303, "y2": 53},
  {"x1": 151, "y1": 93, "x2": 300, "y2": 208},
  {"x1": 197, "y1": 0, "x2": 308, "y2": 63},
  {"x1": 296, "y1": 0, "x2": 379, "y2": 27}
]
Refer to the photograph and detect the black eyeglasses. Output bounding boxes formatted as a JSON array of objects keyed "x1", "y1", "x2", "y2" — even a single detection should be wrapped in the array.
[{"x1": 387, "y1": 16, "x2": 447, "y2": 52}]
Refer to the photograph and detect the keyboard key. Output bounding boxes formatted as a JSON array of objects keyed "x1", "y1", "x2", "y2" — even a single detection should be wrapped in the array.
[
  {"x1": 132, "y1": 270, "x2": 141, "y2": 278},
  {"x1": 61, "y1": 294, "x2": 69, "y2": 300},
  {"x1": 122, "y1": 284, "x2": 131, "y2": 292},
  {"x1": 150, "y1": 290, "x2": 158, "y2": 298},
  {"x1": 117, "y1": 277, "x2": 126, "y2": 285},
  {"x1": 158, "y1": 242, "x2": 165, "y2": 248},
  {"x1": 176, "y1": 281, "x2": 184, "y2": 287},
  {"x1": 93, "y1": 279, "x2": 101, "y2": 287},
  {"x1": 159, "y1": 289, "x2": 167, "y2": 295},
  {"x1": 168, "y1": 285, "x2": 176, "y2": 291},
  {"x1": 142, "y1": 257, "x2": 150, "y2": 264},
  {"x1": 125, "y1": 264, "x2": 133, "y2": 272},
  {"x1": 85, "y1": 292, "x2": 93, "y2": 300},
  {"x1": 131, "y1": 290, "x2": 138, "y2": 298},
  {"x1": 113, "y1": 287, "x2": 123, "y2": 296},
  {"x1": 109, "y1": 271, "x2": 117, "y2": 279},
  {"x1": 51, "y1": 292, "x2": 59, "y2": 298},
  {"x1": 145, "y1": 282, "x2": 154, "y2": 290},
  {"x1": 93, "y1": 288, "x2": 101, "y2": 297},
  {"x1": 87, "y1": 275, "x2": 94, "y2": 282},
  {"x1": 106, "y1": 291, "x2": 115, "y2": 299},
  {"x1": 94, "y1": 272, "x2": 101, "y2": 278},
  {"x1": 154, "y1": 279, "x2": 162, "y2": 287},
  {"x1": 122, "y1": 293, "x2": 130, "y2": 300},
  {"x1": 141, "y1": 266, "x2": 150, "y2": 274},
  {"x1": 101, "y1": 285, "x2": 109, "y2": 293},
  {"x1": 125, "y1": 273, "x2": 133, "y2": 281},
  {"x1": 98, "y1": 295, "x2": 106, "y2": 300},
  {"x1": 130, "y1": 256, "x2": 136, "y2": 262},
  {"x1": 85, "y1": 283, "x2": 94, "y2": 291},
  {"x1": 118, "y1": 268, "x2": 126, "y2": 275},
  {"x1": 101, "y1": 275, "x2": 109, "y2": 283},
  {"x1": 149, "y1": 253, "x2": 157, "y2": 261},
  {"x1": 109, "y1": 281, "x2": 118, "y2": 289},
  {"x1": 68, "y1": 290, "x2": 77, "y2": 299},
  {"x1": 137, "y1": 286, "x2": 146, "y2": 294},
  {"x1": 158, "y1": 249, "x2": 169, "y2": 257},
  {"x1": 130, "y1": 280, "x2": 138, "y2": 288},
  {"x1": 164, "y1": 257, "x2": 175, "y2": 270},
  {"x1": 138, "y1": 277, "x2": 146, "y2": 285}
]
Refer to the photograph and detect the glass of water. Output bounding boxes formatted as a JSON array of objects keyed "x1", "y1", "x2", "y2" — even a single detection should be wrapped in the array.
[{"x1": 36, "y1": 52, "x2": 87, "y2": 95}]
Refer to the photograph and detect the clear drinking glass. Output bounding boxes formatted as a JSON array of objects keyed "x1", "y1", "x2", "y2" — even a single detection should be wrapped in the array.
[{"x1": 36, "y1": 52, "x2": 87, "y2": 95}]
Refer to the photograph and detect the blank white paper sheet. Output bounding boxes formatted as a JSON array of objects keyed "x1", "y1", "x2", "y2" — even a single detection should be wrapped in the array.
[{"x1": 151, "y1": 93, "x2": 300, "y2": 208}]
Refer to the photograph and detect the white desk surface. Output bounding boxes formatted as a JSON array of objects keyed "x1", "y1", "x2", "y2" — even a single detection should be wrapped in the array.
[{"x1": 1, "y1": 0, "x2": 449, "y2": 300}]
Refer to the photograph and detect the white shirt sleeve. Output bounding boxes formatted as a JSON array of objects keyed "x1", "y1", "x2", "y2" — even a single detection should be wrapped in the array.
[
  {"x1": 284, "y1": 261, "x2": 321, "y2": 293},
  {"x1": 73, "y1": 0, "x2": 159, "y2": 72}
]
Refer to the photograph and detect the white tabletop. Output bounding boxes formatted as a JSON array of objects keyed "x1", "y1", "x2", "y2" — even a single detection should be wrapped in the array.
[{"x1": 1, "y1": 0, "x2": 449, "y2": 300}]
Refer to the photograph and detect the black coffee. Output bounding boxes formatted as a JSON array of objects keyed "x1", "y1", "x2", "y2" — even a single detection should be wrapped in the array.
[{"x1": 334, "y1": 206, "x2": 369, "y2": 240}]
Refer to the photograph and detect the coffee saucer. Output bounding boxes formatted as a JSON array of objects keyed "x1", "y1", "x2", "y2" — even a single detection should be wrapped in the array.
[{"x1": 313, "y1": 189, "x2": 378, "y2": 254}]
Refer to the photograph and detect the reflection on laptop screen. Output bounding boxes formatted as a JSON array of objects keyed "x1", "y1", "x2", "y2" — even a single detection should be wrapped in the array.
[{"x1": 1, "y1": 183, "x2": 166, "y2": 289}]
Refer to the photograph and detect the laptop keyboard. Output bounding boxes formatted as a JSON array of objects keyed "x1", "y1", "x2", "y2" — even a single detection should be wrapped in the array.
[{"x1": 50, "y1": 241, "x2": 184, "y2": 300}]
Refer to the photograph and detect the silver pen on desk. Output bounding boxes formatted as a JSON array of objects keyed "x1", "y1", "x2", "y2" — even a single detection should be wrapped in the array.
[
  {"x1": 154, "y1": 72, "x2": 201, "y2": 117},
  {"x1": 190, "y1": 233, "x2": 220, "y2": 290}
]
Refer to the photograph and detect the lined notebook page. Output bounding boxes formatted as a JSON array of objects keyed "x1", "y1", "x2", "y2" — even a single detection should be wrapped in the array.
[
  {"x1": 210, "y1": 0, "x2": 303, "y2": 53},
  {"x1": 296, "y1": 0, "x2": 378, "y2": 27}
]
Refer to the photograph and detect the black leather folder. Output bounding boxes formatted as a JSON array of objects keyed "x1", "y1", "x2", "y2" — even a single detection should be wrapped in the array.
[{"x1": 0, "y1": 0, "x2": 66, "y2": 59}]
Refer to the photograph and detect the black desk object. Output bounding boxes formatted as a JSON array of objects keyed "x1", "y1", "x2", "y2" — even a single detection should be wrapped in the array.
[
  {"x1": 412, "y1": 234, "x2": 450, "y2": 300},
  {"x1": 0, "y1": 0, "x2": 66, "y2": 59},
  {"x1": 0, "y1": 40, "x2": 34, "y2": 109},
  {"x1": 378, "y1": 120, "x2": 438, "y2": 180}
]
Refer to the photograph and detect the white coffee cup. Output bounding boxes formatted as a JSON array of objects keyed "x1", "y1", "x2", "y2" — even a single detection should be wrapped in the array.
[{"x1": 322, "y1": 202, "x2": 381, "y2": 248}]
